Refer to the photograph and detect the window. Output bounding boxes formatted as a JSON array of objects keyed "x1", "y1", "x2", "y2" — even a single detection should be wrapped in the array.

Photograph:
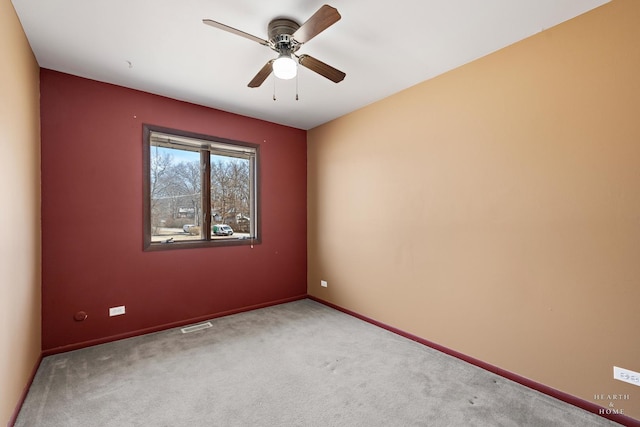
[{"x1": 143, "y1": 124, "x2": 259, "y2": 250}]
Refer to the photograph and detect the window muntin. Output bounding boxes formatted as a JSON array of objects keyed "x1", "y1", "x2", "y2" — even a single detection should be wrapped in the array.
[{"x1": 143, "y1": 125, "x2": 259, "y2": 250}]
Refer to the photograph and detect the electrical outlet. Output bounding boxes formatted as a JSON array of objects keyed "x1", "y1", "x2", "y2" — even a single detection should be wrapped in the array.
[
  {"x1": 614, "y1": 366, "x2": 640, "y2": 387},
  {"x1": 109, "y1": 305, "x2": 126, "y2": 317},
  {"x1": 321, "y1": 280, "x2": 328, "y2": 288}
]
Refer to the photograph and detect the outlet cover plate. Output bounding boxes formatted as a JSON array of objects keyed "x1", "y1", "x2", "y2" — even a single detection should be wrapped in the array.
[
  {"x1": 109, "y1": 306, "x2": 126, "y2": 316},
  {"x1": 614, "y1": 366, "x2": 640, "y2": 387}
]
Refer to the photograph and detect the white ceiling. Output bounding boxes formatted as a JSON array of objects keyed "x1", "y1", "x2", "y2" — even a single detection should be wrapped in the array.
[{"x1": 12, "y1": 0, "x2": 609, "y2": 130}]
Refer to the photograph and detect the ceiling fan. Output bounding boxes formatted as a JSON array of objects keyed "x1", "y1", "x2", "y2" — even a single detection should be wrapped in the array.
[{"x1": 203, "y1": 4, "x2": 346, "y2": 88}]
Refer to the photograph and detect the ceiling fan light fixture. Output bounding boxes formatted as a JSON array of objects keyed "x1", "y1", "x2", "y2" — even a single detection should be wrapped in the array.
[{"x1": 273, "y1": 54, "x2": 297, "y2": 80}]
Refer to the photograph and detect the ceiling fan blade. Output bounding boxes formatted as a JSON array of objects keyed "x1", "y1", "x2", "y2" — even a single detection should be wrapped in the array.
[
  {"x1": 248, "y1": 60, "x2": 274, "y2": 88},
  {"x1": 293, "y1": 5, "x2": 341, "y2": 44},
  {"x1": 298, "y1": 54, "x2": 345, "y2": 83},
  {"x1": 203, "y1": 19, "x2": 269, "y2": 46}
]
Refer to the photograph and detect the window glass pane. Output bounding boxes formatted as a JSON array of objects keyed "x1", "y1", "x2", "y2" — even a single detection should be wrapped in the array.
[
  {"x1": 210, "y1": 154, "x2": 252, "y2": 240},
  {"x1": 149, "y1": 145, "x2": 202, "y2": 242}
]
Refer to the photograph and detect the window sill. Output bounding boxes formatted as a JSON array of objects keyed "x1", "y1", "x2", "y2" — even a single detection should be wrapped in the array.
[{"x1": 144, "y1": 237, "x2": 261, "y2": 251}]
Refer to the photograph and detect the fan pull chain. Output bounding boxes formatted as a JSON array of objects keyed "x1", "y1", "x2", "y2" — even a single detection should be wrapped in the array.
[{"x1": 271, "y1": 75, "x2": 301, "y2": 101}]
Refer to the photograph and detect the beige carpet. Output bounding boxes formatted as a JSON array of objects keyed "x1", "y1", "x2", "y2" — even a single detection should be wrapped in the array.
[{"x1": 15, "y1": 299, "x2": 620, "y2": 426}]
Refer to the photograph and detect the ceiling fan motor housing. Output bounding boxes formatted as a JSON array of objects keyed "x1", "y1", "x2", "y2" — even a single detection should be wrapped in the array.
[{"x1": 268, "y1": 18, "x2": 301, "y2": 53}]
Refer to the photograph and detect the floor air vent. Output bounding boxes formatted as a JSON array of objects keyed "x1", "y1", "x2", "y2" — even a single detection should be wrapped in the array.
[{"x1": 181, "y1": 322, "x2": 213, "y2": 334}]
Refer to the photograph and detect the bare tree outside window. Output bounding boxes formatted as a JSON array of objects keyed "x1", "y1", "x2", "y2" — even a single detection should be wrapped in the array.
[{"x1": 210, "y1": 156, "x2": 251, "y2": 234}]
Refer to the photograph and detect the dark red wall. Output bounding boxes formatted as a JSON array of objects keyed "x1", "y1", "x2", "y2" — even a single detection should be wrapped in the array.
[{"x1": 40, "y1": 69, "x2": 307, "y2": 352}]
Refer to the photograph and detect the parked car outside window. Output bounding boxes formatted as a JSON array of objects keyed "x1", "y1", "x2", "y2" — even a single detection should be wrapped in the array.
[{"x1": 213, "y1": 224, "x2": 234, "y2": 236}]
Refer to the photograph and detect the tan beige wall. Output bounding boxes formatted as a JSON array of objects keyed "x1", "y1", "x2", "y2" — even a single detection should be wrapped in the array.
[
  {"x1": 308, "y1": 0, "x2": 639, "y2": 419},
  {"x1": 0, "y1": 0, "x2": 42, "y2": 424}
]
